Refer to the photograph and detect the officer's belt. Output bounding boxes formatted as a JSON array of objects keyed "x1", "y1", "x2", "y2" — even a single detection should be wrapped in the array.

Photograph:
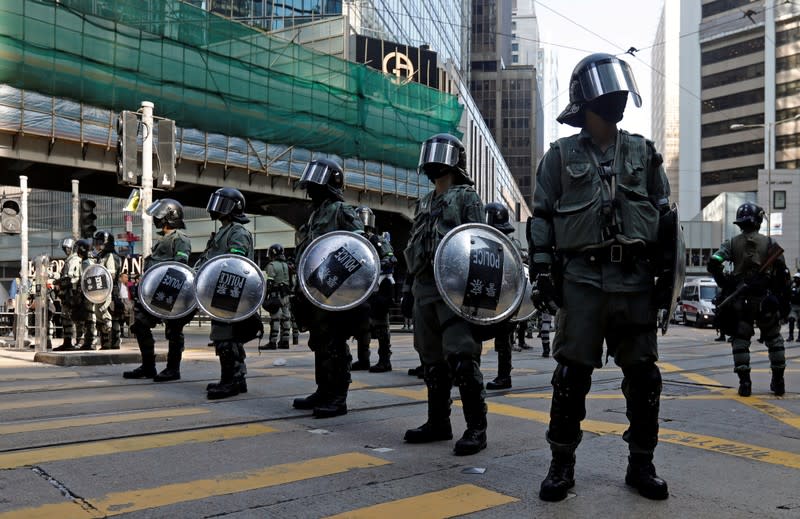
[{"x1": 563, "y1": 243, "x2": 649, "y2": 265}]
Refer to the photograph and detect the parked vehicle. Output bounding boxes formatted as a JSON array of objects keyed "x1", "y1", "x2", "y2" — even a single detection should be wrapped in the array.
[{"x1": 678, "y1": 278, "x2": 721, "y2": 327}]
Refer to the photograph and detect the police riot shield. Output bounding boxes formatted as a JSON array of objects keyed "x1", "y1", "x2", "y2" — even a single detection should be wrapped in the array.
[
  {"x1": 138, "y1": 261, "x2": 197, "y2": 320},
  {"x1": 657, "y1": 204, "x2": 686, "y2": 335},
  {"x1": 297, "y1": 231, "x2": 380, "y2": 311},
  {"x1": 434, "y1": 223, "x2": 526, "y2": 325},
  {"x1": 510, "y1": 268, "x2": 535, "y2": 323},
  {"x1": 81, "y1": 263, "x2": 113, "y2": 305},
  {"x1": 194, "y1": 254, "x2": 266, "y2": 322}
]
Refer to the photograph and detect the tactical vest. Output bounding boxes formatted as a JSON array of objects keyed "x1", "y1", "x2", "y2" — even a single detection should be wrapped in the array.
[
  {"x1": 731, "y1": 231, "x2": 772, "y2": 278},
  {"x1": 295, "y1": 199, "x2": 357, "y2": 260},
  {"x1": 144, "y1": 229, "x2": 191, "y2": 272},
  {"x1": 268, "y1": 260, "x2": 290, "y2": 286},
  {"x1": 404, "y1": 184, "x2": 475, "y2": 276},
  {"x1": 551, "y1": 131, "x2": 660, "y2": 252}
]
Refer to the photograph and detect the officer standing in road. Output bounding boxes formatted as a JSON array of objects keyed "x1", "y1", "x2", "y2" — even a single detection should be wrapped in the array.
[
  {"x1": 123, "y1": 199, "x2": 193, "y2": 382},
  {"x1": 484, "y1": 202, "x2": 521, "y2": 391},
  {"x1": 707, "y1": 202, "x2": 789, "y2": 397},
  {"x1": 73, "y1": 239, "x2": 96, "y2": 350},
  {"x1": 260, "y1": 243, "x2": 292, "y2": 350},
  {"x1": 402, "y1": 133, "x2": 488, "y2": 456},
  {"x1": 786, "y1": 272, "x2": 800, "y2": 342},
  {"x1": 352, "y1": 207, "x2": 397, "y2": 373},
  {"x1": 197, "y1": 188, "x2": 255, "y2": 400},
  {"x1": 92, "y1": 230, "x2": 122, "y2": 350},
  {"x1": 54, "y1": 238, "x2": 78, "y2": 351},
  {"x1": 529, "y1": 53, "x2": 673, "y2": 501},
  {"x1": 291, "y1": 158, "x2": 366, "y2": 418}
]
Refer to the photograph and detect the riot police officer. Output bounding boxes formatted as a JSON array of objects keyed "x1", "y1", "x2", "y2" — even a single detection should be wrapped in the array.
[
  {"x1": 260, "y1": 243, "x2": 292, "y2": 350},
  {"x1": 707, "y1": 202, "x2": 788, "y2": 397},
  {"x1": 291, "y1": 158, "x2": 366, "y2": 418},
  {"x1": 72, "y1": 239, "x2": 96, "y2": 350},
  {"x1": 530, "y1": 53, "x2": 673, "y2": 501},
  {"x1": 402, "y1": 133, "x2": 488, "y2": 456},
  {"x1": 787, "y1": 273, "x2": 800, "y2": 341},
  {"x1": 123, "y1": 199, "x2": 193, "y2": 382},
  {"x1": 352, "y1": 207, "x2": 397, "y2": 373},
  {"x1": 484, "y1": 202, "x2": 520, "y2": 390},
  {"x1": 197, "y1": 188, "x2": 255, "y2": 399},
  {"x1": 92, "y1": 230, "x2": 122, "y2": 350},
  {"x1": 54, "y1": 238, "x2": 78, "y2": 351}
]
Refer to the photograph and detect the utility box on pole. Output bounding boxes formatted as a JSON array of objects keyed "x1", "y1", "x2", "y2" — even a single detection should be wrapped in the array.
[{"x1": 157, "y1": 119, "x2": 176, "y2": 190}]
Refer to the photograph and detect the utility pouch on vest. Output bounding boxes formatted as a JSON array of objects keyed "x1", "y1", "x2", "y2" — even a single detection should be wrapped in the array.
[{"x1": 552, "y1": 187, "x2": 606, "y2": 250}]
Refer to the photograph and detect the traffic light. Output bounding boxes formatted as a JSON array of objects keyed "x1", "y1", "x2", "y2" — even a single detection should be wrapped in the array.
[
  {"x1": 116, "y1": 110, "x2": 139, "y2": 185},
  {"x1": 0, "y1": 198, "x2": 20, "y2": 234},
  {"x1": 157, "y1": 119, "x2": 176, "y2": 190},
  {"x1": 79, "y1": 199, "x2": 97, "y2": 238}
]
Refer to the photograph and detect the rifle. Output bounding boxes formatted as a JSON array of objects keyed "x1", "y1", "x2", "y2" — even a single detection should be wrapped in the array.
[{"x1": 716, "y1": 245, "x2": 785, "y2": 309}]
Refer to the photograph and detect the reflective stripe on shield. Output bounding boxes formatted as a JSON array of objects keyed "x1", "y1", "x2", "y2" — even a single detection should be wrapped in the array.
[
  {"x1": 138, "y1": 261, "x2": 197, "y2": 320},
  {"x1": 298, "y1": 231, "x2": 380, "y2": 311},
  {"x1": 194, "y1": 254, "x2": 266, "y2": 322},
  {"x1": 434, "y1": 223, "x2": 525, "y2": 325}
]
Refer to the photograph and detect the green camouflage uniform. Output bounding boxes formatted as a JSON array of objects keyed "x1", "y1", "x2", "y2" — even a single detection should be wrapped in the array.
[
  {"x1": 94, "y1": 250, "x2": 122, "y2": 349},
  {"x1": 265, "y1": 258, "x2": 291, "y2": 347}
]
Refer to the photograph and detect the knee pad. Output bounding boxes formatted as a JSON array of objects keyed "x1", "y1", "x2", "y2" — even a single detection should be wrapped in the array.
[
  {"x1": 423, "y1": 362, "x2": 451, "y2": 391},
  {"x1": 622, "y1": 362, "x2": 662, "y2": 392},
  {"x1": 551, "y1": 362, "x2": 593, "y2": 399},
  {"x1": 447, "y1": 354, "x2": 480, "y2": 388}
]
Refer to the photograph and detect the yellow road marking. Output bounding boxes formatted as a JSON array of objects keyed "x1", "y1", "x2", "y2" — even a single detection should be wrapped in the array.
[
  {"x1": 325, "y1": 484, "x2": 517, "y2": 518},
  {"x1": 660, "y1": 363, "x2": 800, "y2": 431},
  {"x1": 0, "y1": 408, "x2": 210, "y2": 435},
  {"x1": 0, "y1": 392, "x2": 154, "y2": 412},
  {"x1": 372, "y1": 387, "x2": 427, "y2": 400},
  {"x1": 0, "y1": 423, "x2": 276, "y2": 469},
  {"x1": 0, "y1": 453, "x2": 389, "y2": 519},
  {"x1": 377, "y1": 387, "x2": 800, "y2": 470},
  {"x1": 508, "y1": 392, "x2": 800, "y2": 401}
]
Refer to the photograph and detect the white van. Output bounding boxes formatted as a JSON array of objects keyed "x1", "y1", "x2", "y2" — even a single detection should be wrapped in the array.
[{"x1": 678, "y1": 277, "x2": 721, "y2": 327}]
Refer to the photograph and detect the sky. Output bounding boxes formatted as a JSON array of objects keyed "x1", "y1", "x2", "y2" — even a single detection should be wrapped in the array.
[{"x1": 533, "y1": 0, "x2": 666, "y2": 139}]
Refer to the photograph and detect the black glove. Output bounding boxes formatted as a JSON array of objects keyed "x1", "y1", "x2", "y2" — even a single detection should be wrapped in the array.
[
  {"x1": 530, "y1": 264, "x2": 560, "y2": 313},
  {"x1": 401, "y1": 292, "x2": 414, "y2": 319}
]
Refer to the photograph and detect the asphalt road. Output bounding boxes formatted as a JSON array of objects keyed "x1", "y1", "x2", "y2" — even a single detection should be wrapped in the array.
[{"x1": 0, "y1": 322, "x2": 797, "y2": 518}]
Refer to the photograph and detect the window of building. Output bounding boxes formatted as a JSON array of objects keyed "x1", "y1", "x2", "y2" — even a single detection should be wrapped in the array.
[
  {"x1": 702, "y1": 87, "x2": 763, "y2": 113},
  {"x1": 702, "y1": 139, "x2": 764, "y2": 161},
  {"x1": 702, "y1": 62, "x2": 764, "y2": 90},
  {"x1": 777, "y1": 27, "x2": 800, "y2": 46},
  {"x1": 702, "y1": 166, "x2": 759, "y2": 187},
  {"x1": 512, "y1": 43, "x2": 519, "y2": 52},
  {"x1": 512, "y1": 55, "x2": 519, "y2": 63},
  {"x1": 701, "y1": 37, "x2": 764, "y2": 66},
  {"x1": 702, "y1": 113, "x2": 764, "y2": 138},
  {"x1": 777, "y1": 53, "x2": 800, "y2": 73},
  {"x1": 702, "y1": 0, "x2": 752, "y2": 19}
]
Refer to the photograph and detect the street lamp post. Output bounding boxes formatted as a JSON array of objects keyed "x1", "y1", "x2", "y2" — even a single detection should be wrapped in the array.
[{"x1": 730, "y1": 113, "x2": 800, "y2": 237}]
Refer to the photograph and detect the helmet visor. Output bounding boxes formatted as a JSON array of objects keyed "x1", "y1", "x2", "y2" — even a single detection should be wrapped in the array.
[
  {"x1": 297, "y1": 162, "x2": 331, "y2": 190},
  {"x1": 578, "y1": 58, "x2": 642, "y2": 107},
  {"x1": 206, "y1": 192, "x2": 237, "y2": 215},
  {"x1": 419, "y1": 140, "x2": 460, "y2": 169},
  {"x1": 145, "y1": 199, "x2": 170, "y2": 219}
]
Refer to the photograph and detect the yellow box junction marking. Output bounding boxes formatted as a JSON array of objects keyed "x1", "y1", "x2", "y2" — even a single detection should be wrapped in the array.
[
  {"x1": 0, "y1": 423, "x2": 276, "y2": 470},
  {"x1": 0, "y1": 453, "x2": 390, "y2": 519},
  {"x1": 660, "y1": 362, "x2": 800, "y2": 431},
  {"x1": 375, "y1": 386, "x2": 800, "y2": 470},
  {"x1": 0, "y1": 392, "x2": 154, "y2": 412},
  {"x1": 325, "y1": 484, "x2": 518, "y2": 519},
  {"x1": 0, "y1": 407, "x2": 210, "y2": 435}
]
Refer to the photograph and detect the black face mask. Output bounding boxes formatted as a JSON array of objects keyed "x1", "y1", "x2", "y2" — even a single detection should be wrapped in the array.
[
  {"x1": 307, "y1": 183, "x2": 330, "y2": 205},
  {"x1": 586, "y1": 92, "x2": 628, "y2": 123},
  {"x1": 420, "y1": 163, "x2": 450, "y2": 181}
]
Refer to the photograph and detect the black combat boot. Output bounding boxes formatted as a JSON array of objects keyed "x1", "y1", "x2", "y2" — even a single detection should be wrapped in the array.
[
  {"x1": 405, "y1": 363, "x2": 453, "y2": 443},
  {"x1": 207, "y1": 347, "x2": 241, "y2": 400},
  {"x1": 259, "y1": 341, "x2": 277, "y2": 351},
  {"x1": 451, "y1": 355, "x2": 488, "y2": 456},
  {"x1": 312, "y1": 392, "x2": 347, "y2": 418},
  {"x1": 313, "y1": 348, "x2": 350, "y2": 418},
  {"x1": 278, "y1": 339, "x2": 290, "y2": 349},
  {"x1": 294, "y1": 351, "x2": 327, "y2": 409},
  {"x1": 292, "y1": 333, "x2": 299, "y2": 345},
  {"x1": 155, "y1": 342, "x2": 182, "y2": 382},
  {"x1": 625, "y1": 453, "x2": 669, "y2": 500},
  {"x1": 124, "y1": 330, "x2": 156, "y2": 379},
  {"x1": 737, "y1": 371, "x2": 752, "y2": 397},
  {"x1": 53, "y1": 338, "x2": 75, "y2": 352},
  {"x1": 770, "y1": 368, "x2": 785, "y2": 396},
  {"x1": 408, "y1": 365, "x2": 424, "y2": 378},
  {"x1": 369, "y1": 337, "x2": 392, "y2": 372},
  {"x1": 122, "y1": 366, "x2": 157, "y2": 379},
  {"x1": 487, "y1": 350, "x2": 512, "y2": 390},
  {"x1": 542, "y1": 342, "x2": 551, "y2": 357},
  {"x1": 539, "y1": 433, "x2": 580, "y2": 502}
]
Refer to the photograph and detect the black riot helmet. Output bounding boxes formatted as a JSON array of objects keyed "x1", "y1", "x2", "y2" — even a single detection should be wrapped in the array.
[
  {"x1": 355, "y1": 206, "x2": 376, "y2": 231},
  {"x1": 418, "y1": 133, "x2": 473, "y2": 185},
  {"x1": 146, "y1": 198, "x2": 185, "y2": 229},
  {"x1": 74, "y1": 239, "x2": 92, "y2": 259},
  {"x1": 207, "y1": 187, "x2": 249, "y2": 224},
  {"x1": 557, "y1": 53, "x2": 642, "y2": 127},
  {"x1": 734, "y1": 202, "x2": 764, "y2": 229},
  {"x1": 297, "y1": 158, "x2": 345, "y2": 203},
  {"x1": 268, "y1": 243, "x2": 285, "y2": 260},
  {"x1": 484, "y1": 202, "x2": 514, "y2": 234},
  {"x1": 61, "y1": 237, "x2": 75, "y2": 255},
  {"x1": 93, "y1": 230, "x2": 115, "y2": 252}
]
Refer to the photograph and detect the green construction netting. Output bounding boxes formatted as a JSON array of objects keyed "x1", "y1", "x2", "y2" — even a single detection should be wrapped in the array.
[{"x1": 0, "y1": 0, "x2": 463, "y2": 170}]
